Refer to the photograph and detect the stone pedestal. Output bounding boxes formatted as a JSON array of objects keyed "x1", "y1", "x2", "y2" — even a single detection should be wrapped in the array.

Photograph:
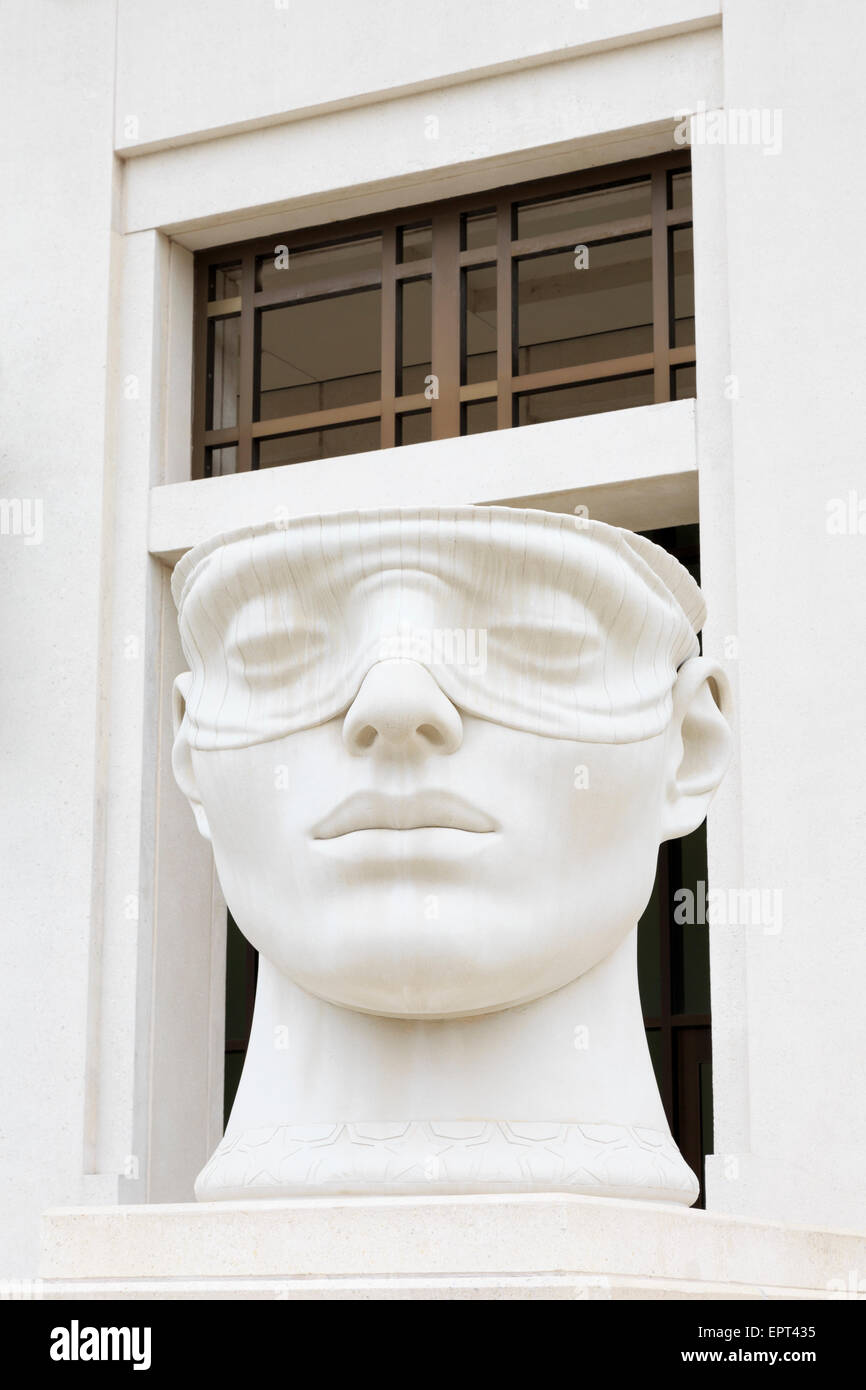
[{"x1": 39, "y1": 1194, "x2": 866, "y2": 1300}]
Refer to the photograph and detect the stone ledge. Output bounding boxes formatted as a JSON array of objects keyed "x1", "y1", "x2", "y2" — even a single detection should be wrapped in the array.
[
  {"x1": 40, "y1": 1192, "x2": 866, "y2": 1301},
  {"x1": 148, "y1": 402, "x2": 697, "y2": 564}
]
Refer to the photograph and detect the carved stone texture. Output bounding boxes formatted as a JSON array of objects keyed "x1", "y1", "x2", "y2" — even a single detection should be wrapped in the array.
[{"x1": 196, "y1": 1121, "x2": 699, "y2": 1204}]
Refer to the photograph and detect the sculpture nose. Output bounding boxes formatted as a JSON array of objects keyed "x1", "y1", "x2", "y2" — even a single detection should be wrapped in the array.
[{"x1": 342, "y1": 659, "x2": 463, "y2": 756}]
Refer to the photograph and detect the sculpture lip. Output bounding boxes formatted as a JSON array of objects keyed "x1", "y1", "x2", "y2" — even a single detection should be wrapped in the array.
[{"x1": 311, "y1": 789, "x2": 498, "y2": 839}]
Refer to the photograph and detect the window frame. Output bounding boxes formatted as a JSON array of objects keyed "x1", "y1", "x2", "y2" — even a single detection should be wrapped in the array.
[{"x1": 191, "y1": 150, "x2": 694, "y2": 479}]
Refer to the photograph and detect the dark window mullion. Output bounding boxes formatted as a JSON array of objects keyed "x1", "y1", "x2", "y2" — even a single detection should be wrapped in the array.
[
  {"x1": 657, "y1": 842, "x2": 676, "y2": 1127},
  {"x1": 193, "y1": 256, "x2": 210, "y2": 479},
  {"x1": 380, "y1": 226, "x2": 397, "y2": 448},
  {"x1": 238, "y1": 251, "x2": 256, "y2": 472},
  {"x1": 651, "y1": 165, "x2": 672, "y2": 404},
  {"x1": 495, "y1": 197, "x2": 513, "y2": 429},
  {"x1": 430, "y1": 210, "x2": 461, "y2": 439}
]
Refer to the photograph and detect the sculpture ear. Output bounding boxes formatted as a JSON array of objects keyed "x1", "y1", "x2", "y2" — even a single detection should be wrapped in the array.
[
  {"x1": 171, "y1": 672, "x2": 211, "y2": 842},
  {"x1": 660, "y1": 657, "x2": 733, "y2": 843}
]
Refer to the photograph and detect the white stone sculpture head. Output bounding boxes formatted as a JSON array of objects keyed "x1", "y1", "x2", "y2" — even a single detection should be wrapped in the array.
[{"x1": 171, "y1": 506, "x2": 731, "y2": 1024}]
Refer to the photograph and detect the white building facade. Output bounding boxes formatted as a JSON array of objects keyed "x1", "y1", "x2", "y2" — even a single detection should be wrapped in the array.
[{"x1": 2, "y1": 0, "x2": 865, "y2": 1295}]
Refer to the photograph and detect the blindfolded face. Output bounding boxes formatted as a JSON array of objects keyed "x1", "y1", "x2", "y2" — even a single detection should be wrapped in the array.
[
  {"x1": 173, "y1": 506, "x2": 703, "y2": 751},
  {"x1": 173, "y1": 508, "x2": 729, "y2": 1018}
]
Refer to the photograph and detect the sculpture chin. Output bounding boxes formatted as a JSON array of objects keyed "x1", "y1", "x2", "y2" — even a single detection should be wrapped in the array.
[
  {"x1": 242, "y1": 899, "x2": 635, "y2": 1021},
  {"x1": 286, "y1": 961, "x2": 592, "y2": 1021},
  {"x1": 293, "y1": 977, "x2": 564, "y2": 1022}
]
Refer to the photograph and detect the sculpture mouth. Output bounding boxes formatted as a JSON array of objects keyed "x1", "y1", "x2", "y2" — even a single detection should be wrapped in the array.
[{"x1": 311, "y1": 789, "x2": 498, "y2": 839}]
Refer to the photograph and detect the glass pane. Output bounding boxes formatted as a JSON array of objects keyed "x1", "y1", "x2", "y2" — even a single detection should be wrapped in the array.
[
  {"x1": 256, "y1": 235, "x2": 381, "y2": 294},
  {"x1": 397, "y1": 410, "x2": 431, "y2": 446},
  {"x1": 223, "y1": 1051, "x2": 244, "y2": 1128},
  {"x1": 699, "y1": 1058, "x2": 714, "y2": 1156},
  {"x1": 638, "y1": 863, "x2": 662, "y2": 1018},
  {"x1": 672, "y1": 225, "x2": 695, "y2": 347},
  {"x1": 205, "y1": 444, "x2": 238, "y2": 477},
  {"x1": 645, "y1": 1028, "x2": 663, "y2": 1096},
  {"x1": 517, "y1": 235, "x2": 653, "y2": 376},
  {"x1": 463, "y1": 264, "x2": 497, "y2": 385},
  {"x1": 516, "y1": 373, "x2": 654, "y2": 426},
  {"x1": 208, "y1": 262, "x2": 241, "y2": 301},
  {"x1": 257, "y1": 419, "x2": 380, "y2": 469},
  {"x1": 517, "y1": 179, "x2": 650, "y2": 240},
  {"x1": 258, "y1": 289, "x2": 381, "y2": 421},
  {"x1": 670, "y1": 170, "x2": 692, "y2": 210},
  {"x1": 679, "y1": 522, "x2": 701, "y2": 583},
  {"x1": 643, "y1": 523, "x2": 700, "y2": 582},
  {"x1": 399, "y1": 277, "x2": 432, "y2": 395},
  {"x1": 224, "y1": 913, "x2": 250, "y2": 1044},
  {"x1": 462, "y1": 399, "x2": 497, "y2": 436},
  {"x1": 399, "y1": 224, "x2": 432, "y2": 262},
  {"x1": 673, "y1": 364, "x2": 696, "y2": 400},
  {"x1": 673, "y1": 825, "x2": 710, "y2": 1015},
  {"x1": 462, "y1": 210, "x2": 496, "y2": 250},
  {"x1": 207, "y1": 315, "x2": 240, "y2": 429}
]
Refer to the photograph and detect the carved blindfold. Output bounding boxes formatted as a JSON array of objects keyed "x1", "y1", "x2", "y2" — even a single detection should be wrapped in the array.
[{"x1": 172, "y1": 506, "x2": 704, "y2": 749}]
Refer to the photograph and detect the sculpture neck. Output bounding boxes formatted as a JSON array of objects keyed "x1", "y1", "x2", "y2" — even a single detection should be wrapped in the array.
[
  {"x1": 194, "y1": 929, "x2": 697, "y2": 1205},
  {"x1": 227, "y1": 928, "x2": 665, "y2": 1133}
]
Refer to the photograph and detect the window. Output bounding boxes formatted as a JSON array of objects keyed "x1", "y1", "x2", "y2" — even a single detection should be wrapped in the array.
[
  {"x1": 640, "y1": 826, "x2": 713, "y2": 1209},
  {"x1": 638, "y1": 523, "x2": 712, "y2": 1208},
  {"x1": 192, "y1": 153, "x2": 694, "y2": 477},
  {"x1": 223, "y1": 911, "x2": 257, "y2": 1123}
]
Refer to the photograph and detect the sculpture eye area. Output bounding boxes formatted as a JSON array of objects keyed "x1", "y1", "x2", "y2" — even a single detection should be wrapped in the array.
[{"x1": 176, "y1": 508, "x2": 703, "y2": 751}]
